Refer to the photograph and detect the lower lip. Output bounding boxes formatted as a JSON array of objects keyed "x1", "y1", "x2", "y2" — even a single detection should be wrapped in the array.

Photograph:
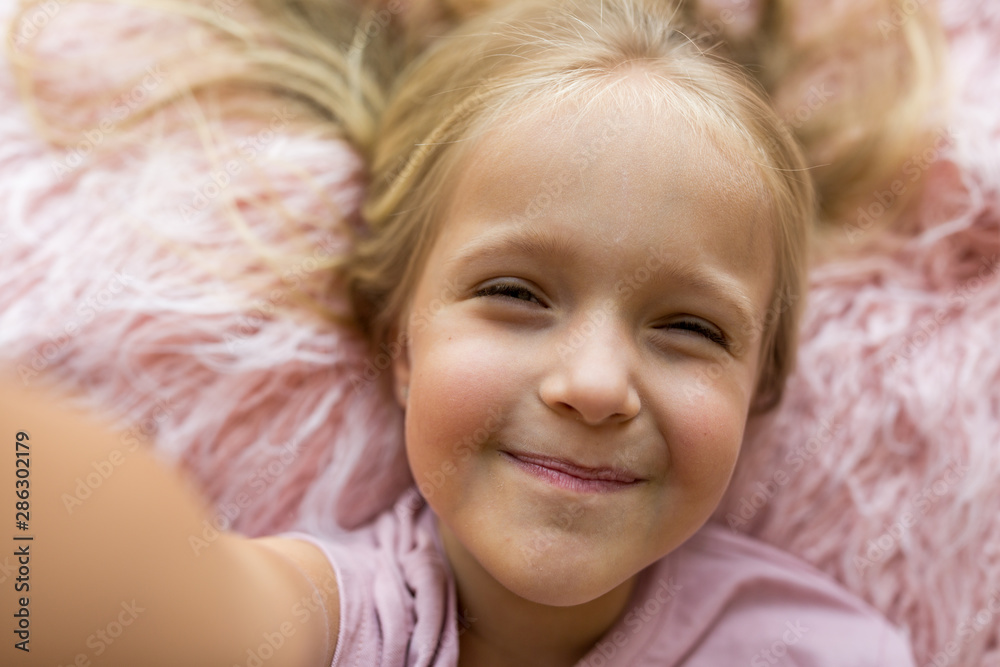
[{"x1": 501, "y1": 452, "x2": 640, "y2": 494}]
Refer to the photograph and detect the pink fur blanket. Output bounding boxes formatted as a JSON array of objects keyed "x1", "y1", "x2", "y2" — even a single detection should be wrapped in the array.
[{"x1": 1, "y1": 0, "x2": 998, "y2": 664}]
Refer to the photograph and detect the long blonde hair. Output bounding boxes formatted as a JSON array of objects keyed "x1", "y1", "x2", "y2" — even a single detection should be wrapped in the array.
[{"x1": 7, "y1": 0, "x2": 943, "y2": 412}]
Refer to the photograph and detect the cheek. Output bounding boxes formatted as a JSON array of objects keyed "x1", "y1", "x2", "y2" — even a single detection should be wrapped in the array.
[
  {"x1": 662, "y1": 378, "x2": 749, "y2": 502},
  {"x1": 675, "y1": 346, "x2": 760, "y2": 478},
  {"x1": 411, "y1": 330, "x2": 511, "y2": 421},
  {"x1": 403, "y1": 327, "x2": 512, "y2": 497}
]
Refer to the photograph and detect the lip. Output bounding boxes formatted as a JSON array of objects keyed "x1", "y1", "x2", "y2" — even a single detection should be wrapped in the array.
[{"x1": 501, "y1": 451, "x2": 643, "y2": 494}]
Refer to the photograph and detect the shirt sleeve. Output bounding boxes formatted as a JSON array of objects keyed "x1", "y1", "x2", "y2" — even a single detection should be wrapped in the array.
[{"x1": 278, "y1": 492, "x2": 459, "y2": 667}]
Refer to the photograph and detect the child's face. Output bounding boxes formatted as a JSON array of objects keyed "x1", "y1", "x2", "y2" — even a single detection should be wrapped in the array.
[{"x1": 392, "y1": 98, "x2": 775, "y2": 607}]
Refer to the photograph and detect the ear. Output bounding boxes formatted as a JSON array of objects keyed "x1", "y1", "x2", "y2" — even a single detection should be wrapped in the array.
[{"x1": 389, "y1": 325, "x2": 412, "y2": 409}]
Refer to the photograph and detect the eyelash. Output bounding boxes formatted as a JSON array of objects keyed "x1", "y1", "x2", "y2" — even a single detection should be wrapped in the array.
[
  {"x1": 475, "y1": 281, "x2": 542, "y2": 304},
  {"x1": 664, "y1": 320, "x2": 730, "y2": 350},
  {"x1": 476, "y1": 282, "x2": 730, "y2": 350}
]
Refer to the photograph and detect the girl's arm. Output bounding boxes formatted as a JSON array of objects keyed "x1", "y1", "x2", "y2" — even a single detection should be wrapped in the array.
[{"x1": 0, "y1": 377, "x2": 339, "y2": 666}]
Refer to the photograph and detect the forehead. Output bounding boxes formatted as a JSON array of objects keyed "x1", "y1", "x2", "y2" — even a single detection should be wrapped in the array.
[{"x1": 439, "y1": 95, "x2": 775, "y2": 290}]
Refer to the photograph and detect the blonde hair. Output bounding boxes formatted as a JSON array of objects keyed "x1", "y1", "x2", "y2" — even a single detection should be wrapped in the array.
[{"x1": 7, "y1": 0, "x2": 943, "y2": 412}]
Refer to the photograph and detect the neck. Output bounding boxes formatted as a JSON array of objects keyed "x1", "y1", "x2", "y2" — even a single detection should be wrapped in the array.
[{"x1": 438, "y1": 522, "x2": 637, "y2": 667}]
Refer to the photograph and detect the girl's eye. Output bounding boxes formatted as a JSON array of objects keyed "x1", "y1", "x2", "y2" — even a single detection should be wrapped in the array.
[
  {"x1": 663, "y1": 319, "x2": 730, "y2": 350},
  {"x1": 475, "y1": 281, "x2": 542, "y2": 305}
]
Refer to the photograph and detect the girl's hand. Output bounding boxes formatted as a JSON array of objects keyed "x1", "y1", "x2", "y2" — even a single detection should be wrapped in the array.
[{"x1": 0, "y1": 376, "x2": 338, "y2": 667}]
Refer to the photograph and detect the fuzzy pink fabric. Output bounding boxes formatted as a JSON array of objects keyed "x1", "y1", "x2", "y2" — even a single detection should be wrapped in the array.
[{"x1": 1, "y1": 1, "x2": 997, "y2": 665}]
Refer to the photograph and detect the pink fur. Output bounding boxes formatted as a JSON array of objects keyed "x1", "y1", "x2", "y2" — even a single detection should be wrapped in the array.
[{"x1": 0, "y1": 0, "x2": 997, "y2": 664}]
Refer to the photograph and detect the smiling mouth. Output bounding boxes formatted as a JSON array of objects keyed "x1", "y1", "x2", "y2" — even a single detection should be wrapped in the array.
[{"x1": 501, "y1": 451, "x2": 642, "y2": 493}]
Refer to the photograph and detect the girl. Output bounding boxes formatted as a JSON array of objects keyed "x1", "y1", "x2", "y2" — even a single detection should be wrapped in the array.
[{"x1": 2, "y1": 0, "x2": 922, "y2": 664}]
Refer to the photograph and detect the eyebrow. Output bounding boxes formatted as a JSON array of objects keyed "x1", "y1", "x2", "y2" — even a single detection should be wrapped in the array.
[
  {"x1": 445, "y1": 226, "x2": 584, "y2": 267},
  {"x1": 447, "y1": 226, "x2": 763, "y2": 340}
]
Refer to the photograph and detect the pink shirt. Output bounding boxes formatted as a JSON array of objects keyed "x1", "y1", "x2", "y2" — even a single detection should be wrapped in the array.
[{"x1": 286, "y1": 489, "x2": 914, "y2": 666}]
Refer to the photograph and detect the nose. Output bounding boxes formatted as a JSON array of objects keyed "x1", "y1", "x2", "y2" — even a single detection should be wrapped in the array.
[{"x1": 539, "y1": 313, "x2": 641, "y2": 425}]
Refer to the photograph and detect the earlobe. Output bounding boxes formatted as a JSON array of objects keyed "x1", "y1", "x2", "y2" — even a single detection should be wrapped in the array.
[
  {"x1": 392, "y1": 369, "x2": 410, "y2": 408},
  {"x1": 390, "y1": 329, "x2": 412, "y2": 409}
]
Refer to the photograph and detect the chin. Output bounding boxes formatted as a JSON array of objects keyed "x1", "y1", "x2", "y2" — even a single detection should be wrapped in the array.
[
  {"x1": 487, "y1": 542, "x2": 636, "y2": 608},
  {"x1": 503, "y1": 574, "x2": 619, "y2": 608}
]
